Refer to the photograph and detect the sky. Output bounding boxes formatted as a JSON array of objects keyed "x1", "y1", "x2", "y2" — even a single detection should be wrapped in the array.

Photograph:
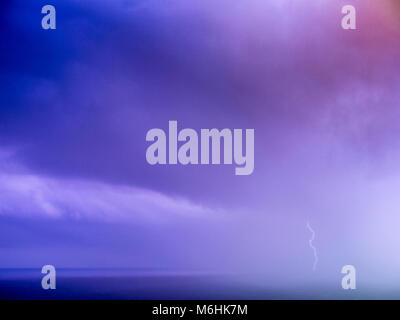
[{"x1": 1, "y1": 0, "x2": 400, "y2": 296}]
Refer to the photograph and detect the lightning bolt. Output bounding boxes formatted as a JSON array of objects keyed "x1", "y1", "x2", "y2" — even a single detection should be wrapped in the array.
[{"x1": 306, "y1": 222, "x2": 318, "y2": 272}]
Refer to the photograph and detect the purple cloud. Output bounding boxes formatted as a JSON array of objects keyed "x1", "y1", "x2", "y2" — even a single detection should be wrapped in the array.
[{"x1": 0, "y1": 149, "x2": 224, "y2": 222}]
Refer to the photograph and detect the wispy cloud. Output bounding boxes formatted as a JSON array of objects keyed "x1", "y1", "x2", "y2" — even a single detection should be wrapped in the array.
[{"x1": 0, "y1": 150, "x2": 222, "y2": 223}]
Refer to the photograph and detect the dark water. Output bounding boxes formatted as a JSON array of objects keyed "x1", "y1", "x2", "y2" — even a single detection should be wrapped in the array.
[{"x1": 0, "y1": 269, "x2": 397, "y2": 300}]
